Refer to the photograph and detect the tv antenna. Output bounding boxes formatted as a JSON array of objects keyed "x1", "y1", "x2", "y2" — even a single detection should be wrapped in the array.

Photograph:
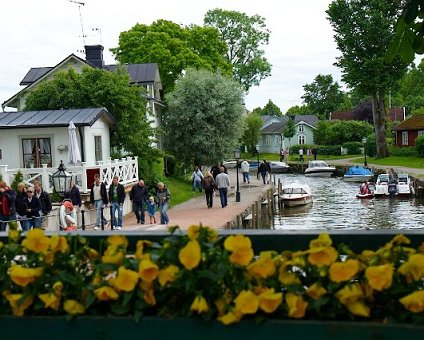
[{"x1": 68, "y1": 0, "x2": 86, "y2": 46}]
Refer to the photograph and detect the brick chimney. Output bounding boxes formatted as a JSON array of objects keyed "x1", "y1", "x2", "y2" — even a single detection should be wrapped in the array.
[{"x1": 85, "y1": 45, "x2": 104, "y2": 68}]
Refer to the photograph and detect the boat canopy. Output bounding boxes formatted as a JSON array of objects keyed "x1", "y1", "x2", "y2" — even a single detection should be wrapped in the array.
[{"x1": 345, "y1": 166, "x2": 373, "y2": 176}]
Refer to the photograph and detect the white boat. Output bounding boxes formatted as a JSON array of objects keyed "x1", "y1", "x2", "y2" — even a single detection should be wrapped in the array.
[
  {"x1": 343, "y1": 166, "x2": 374, "y2": 182},
  {"x1": 397, "y1": 173, "x2": 414, "y2": 196},
  {"x1": 268, "y1": 161, "x2": 290, "y2": 173},
  {"x1": 281, "y1": 182, "x2": 313, "y2": 207},
  {"x1": 304, "y1": 160, "x2": 336, "y2": 177},
  {"x1": 374, "y1": 174, "x2": 398, "y2": 197}
]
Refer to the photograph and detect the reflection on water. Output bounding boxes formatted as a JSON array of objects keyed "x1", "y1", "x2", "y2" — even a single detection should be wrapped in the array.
[{"x1": 274, "y1": 174, "x2": 424, "y2": 231}]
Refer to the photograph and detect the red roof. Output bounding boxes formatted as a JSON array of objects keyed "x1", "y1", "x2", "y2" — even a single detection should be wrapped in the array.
[{"x1": 393, "y1": 114, "x2": 424, "y2": 131}]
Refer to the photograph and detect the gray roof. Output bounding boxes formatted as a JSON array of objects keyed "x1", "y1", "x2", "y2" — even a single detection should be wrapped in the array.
[
  {"x1": 260, "y1": 115, "x2": 319, "y2": 134},
  {"x1": 0, "y1": 108, "x2": 115, "y2": 129},
  {"x1": 20, "y1": 62, "x2": 159, "y2": 86}
]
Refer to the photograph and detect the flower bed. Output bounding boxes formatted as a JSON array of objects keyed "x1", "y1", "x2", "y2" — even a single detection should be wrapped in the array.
[{"x1": 1, "y1": 226, "x2": 424, "y2": 338}]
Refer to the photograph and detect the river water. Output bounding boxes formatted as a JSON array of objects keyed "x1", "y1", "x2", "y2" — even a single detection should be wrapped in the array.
[{"x1": 273, "y1": 174, "x2": 424, "y2": 231}]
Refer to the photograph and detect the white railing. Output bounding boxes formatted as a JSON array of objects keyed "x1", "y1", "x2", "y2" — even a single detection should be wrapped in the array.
[{"x1": 0, "y1": 156, "x2": 139, "y2": 193}]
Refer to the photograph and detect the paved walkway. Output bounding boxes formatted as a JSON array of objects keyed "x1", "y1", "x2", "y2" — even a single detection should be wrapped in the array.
[{"x1": 120, "y1": 168, "x2": 271, "y2": 231}]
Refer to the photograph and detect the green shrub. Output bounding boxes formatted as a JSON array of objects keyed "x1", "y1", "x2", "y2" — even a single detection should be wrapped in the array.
[
  {"x1": 415, "y1": 134, "x2": 424, "y2": 157},
  {"x1": 389, "y1": 146, "x2": 418, "y2": 157},
  {"x1": 10, "y1": 170, "x2": 24, "y2": 191},
  {"x1": 342, "y1": 142, "x2": 362, "y2": 154}
]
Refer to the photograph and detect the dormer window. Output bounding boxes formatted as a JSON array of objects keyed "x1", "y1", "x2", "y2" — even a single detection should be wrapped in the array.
[{"x1": 298, "y1": 125, "x2": 304, "y2": 133}]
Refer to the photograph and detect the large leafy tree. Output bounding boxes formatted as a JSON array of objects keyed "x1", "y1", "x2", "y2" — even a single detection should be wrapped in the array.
[
  {"x1": 327, "y1": 0, "x2": 408, "y2": 157},
  {"x1": 286, "y1": 105, "x2": 311, "y2": 115},
  {"x1": 24, "y1": 67, "x2": 154, "y2": 162},
  {"x1": 262, "y1": 99, "x2": 282, "y2": 116},
  {"x1": 301, "y1": 74, "x2": 345, "y2": 119},
  {"x1": 204, "y1": 8, "x2": 272, "y2": 92},
  {"x1": 242, "y1": 111, "x2": 263, "y2": 154},
  {"x1": 111, "y1": 19, "x2": 232, "y2": 93},
  {"x1": 282, "y1": 117, "x2": 296, "y2": 149},
  {"x1": 164, "y1": 68, "x2": 244, "y2": 166},
  {"x1": 314, "y1": 120, "x2": 374, "y2": 145}
]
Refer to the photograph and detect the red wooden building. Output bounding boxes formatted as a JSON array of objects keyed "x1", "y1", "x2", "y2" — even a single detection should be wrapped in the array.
[{"x1": 393, "y1": 115, "x2": 424, "y2": 147}]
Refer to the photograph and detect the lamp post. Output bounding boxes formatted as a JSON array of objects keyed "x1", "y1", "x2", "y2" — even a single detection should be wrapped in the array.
[
  {"x1": 234, "y1": 148, "x2": 241, "y2": 202},
  {"x1": 52, "y1": 160, "x2": 72, "y2": 198},
  {"x1": 362, "y1": 137, "x2": 368, "y2": 167}
]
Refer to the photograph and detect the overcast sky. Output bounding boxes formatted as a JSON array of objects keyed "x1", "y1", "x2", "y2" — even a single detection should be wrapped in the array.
[{"x1": 0, "y1": 0, "x2": 342, "y2": 113}]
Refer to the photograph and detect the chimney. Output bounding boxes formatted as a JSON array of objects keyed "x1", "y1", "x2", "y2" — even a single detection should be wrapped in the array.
[{"x1": 85, "y1": 45, "x2": 104, "y2": 68}]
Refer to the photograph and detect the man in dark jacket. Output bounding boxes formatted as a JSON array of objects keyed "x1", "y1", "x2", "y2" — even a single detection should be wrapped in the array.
[
  {"x1": 129, "y1": 179, "x2": 148, "y2": 224},
  {"x1": 90, "y1": 174, "x2": 108, "y2": 230},
  {"x1": 0, "y1": 181, "x2": 17, "y2": 231},
  {"x1": 33, "y1": 180, "x2": 52, "y2": 230},
  {"x1": 108, "y1": 176, "x2": 125, "y2": 230},
  {"x1": 66, "y1": 180, "x2": 82, "y2": 208}
]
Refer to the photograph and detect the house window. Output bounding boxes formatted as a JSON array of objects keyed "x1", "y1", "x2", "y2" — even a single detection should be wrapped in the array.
[
  {"x1": 298, "y1": 125, "x2": 304, "y2": 133},
  {"x1": 298, "y1": 135, "x2": 305, "y2": 145},
  {"x1": 94, "y1": 136, "x2": 102, "y2": 163},
  {"x1": 418, "y1": 130, "x2": 424, "y2": 137},
  {"x1": 22, "y1": 138, "x2": 52, "y2": 168},
  {"x1": 402, "y1": 131, "x2": 408, "y2": 145}
]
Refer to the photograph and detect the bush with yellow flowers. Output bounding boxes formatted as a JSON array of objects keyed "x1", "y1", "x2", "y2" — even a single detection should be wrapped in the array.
[{"x1": 1, "y1": 226, "x2": 424, "y2": 325}]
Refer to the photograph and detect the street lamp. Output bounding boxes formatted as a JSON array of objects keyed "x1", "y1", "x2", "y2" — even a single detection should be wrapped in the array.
[
  {"x1": 234, "y1": 147, "x2": 241, "y2": 202},
  {"x1": 52, "y1": 160, "x2": 72, "y2": 198},
  {"x1": 362, "y1": 137, "x2": 368, "y2": 167}
]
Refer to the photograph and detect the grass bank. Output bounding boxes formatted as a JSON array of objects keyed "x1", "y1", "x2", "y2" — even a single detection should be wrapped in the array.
[{"x1": 166, "y1": 176, "x2": 203, "y2": 207}]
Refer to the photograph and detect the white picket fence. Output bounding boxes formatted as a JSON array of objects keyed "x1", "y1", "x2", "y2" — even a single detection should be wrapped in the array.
[{"x1": 0, "y1": 156, "x2": 139, "y2": 193}]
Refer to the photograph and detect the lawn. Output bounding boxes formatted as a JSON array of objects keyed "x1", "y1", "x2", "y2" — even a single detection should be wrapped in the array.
[
  {"x1": 364, "y1": 156, "x2": 424, "y2": 169},
  {"x1": 166, "y1": 176, "x2": 203, "y2": 207}
]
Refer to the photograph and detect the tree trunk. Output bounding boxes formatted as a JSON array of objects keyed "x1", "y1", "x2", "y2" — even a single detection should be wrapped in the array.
[{"x1": 372, "y1": 93, "x2": 389, "y2": 158}]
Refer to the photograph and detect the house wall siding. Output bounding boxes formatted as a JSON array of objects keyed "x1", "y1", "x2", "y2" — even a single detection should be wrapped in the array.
[{"x1": 396, "y1": 130, "x2": 418, "y2": 147}]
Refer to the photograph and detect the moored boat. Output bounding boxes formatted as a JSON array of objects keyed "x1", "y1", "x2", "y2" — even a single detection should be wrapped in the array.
[
  {"x1": 304, "y1": 160, "x2": 336, "y2": 177},
  {"x1": 281, "y1": 182, "x2": 313, "y2": 207},
  {"x1": 344, "y1": 166, "x2": 373, "y2": 182}
]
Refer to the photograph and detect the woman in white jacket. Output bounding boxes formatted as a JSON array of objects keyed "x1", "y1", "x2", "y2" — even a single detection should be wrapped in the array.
[{"x1": 59, "y1": 200, "x2": 77, "y2": 231}]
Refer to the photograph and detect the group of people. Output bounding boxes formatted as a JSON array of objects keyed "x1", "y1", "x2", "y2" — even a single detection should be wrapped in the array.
[
  {"x1": 279, "y1": 148, "x2": 318, "y2": 162},
  {"x1": 0, "y1": 180, "x2": 53, "y2": 232}
]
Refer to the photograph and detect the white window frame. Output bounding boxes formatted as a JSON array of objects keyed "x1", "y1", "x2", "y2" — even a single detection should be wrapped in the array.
[
  {"x1": 298, "y1": 135, "x2": 305, "y2": 145},
  {"x1": 402, "y1": 131, "x2": 408, "y2": 145},
  {"x1": 298, "y1": 125, "x2": 304, "y2": 133},
  {"x1": 418, "y1": 130, "x2": 424, "y2": 137}
]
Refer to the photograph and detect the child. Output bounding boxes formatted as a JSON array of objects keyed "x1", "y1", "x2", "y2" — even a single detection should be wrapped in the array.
[{"x1": 147, "y1": 196, "x2": 157, "y2": 224}]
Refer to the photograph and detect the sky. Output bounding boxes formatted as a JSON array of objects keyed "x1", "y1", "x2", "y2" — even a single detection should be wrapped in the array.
[{"x1": 0, "y1": 0, "x2": 342, "y2": 113}]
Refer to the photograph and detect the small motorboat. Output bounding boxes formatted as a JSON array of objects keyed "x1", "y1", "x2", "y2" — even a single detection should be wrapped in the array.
[
  {"x1": 356, "y1": 182, "x2": 375, "y2": 199},
  {"x1": 304, "y1": 160, "x2": 336, "y2": 177},
  {"x1": 268, "y1": 161, "x2": 290, "y2": 173},
  {"x1": 281, "y1": 182, "x2": 313, "y2": 207},
  {"x1": 344, "y1": 166, "x2": 373, "y2": 182},
  {"x1": 397, "y1": 173, "x2": 414, "y2": 196},
  {"x1": 374, "y1": 174, "x2": 398, "y2": 197}
]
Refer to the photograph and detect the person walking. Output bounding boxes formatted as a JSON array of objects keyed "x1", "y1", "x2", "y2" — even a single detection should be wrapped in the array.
[
  {"x1": 33, "y1": 180, "x2": 52, "y2": 230},
  {"x1": 90, "y1": 174, "x2": 108, "y2": 230},
  {"x1": 202, "y1": 171, "x2": 215, "y2": 208},
  {"x1": 241, "y1": 159, "x2": 250, "y2": 184},
  {"x1": 130, "y1": 179, "x2": 148, "y2": 224},
  {"x1": 108, "y1": 176, "x2": 125, "y2": 230},
  {"x1": 15, "y1": 182, "x2": 27, "y2": 230},
  {"x1": 0, "y1": 181, "x2": 17, "y2": 231},
  {"x1": 258, "y1": 160, "x2": 268, "y2": 185},
  {"x1": 147, "y1": 196, "x2": 157, "y2": 224},
  {"x1": 191, "y1": 166, "x2": 204, "y2": 192},
  {"x1": 156, "y1": 182, "x2": 171, "y2": 225},
  {"x1": 22, "y1": 187, "x2": 41, "y2": 231},
  {"x1": 215, "y1": 167, "x2": 230, "y2": 208},
  {"x1": 298, "y1": 147, "x2": 304, "y2": 163},
  {"x1": 67, "y1": 180, "x2": 82, "y2": 209}
]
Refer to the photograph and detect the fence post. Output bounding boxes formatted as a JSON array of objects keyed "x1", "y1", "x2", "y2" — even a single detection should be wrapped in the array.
[
  {"x1": 81, "y1": 162, "x2": 88, "y2": 194},
  {"x1": 81, "y1": 210, "x2": 85, "y2": 231},
  {"x1": 41, "y1": 164, "x2": 50, "y2": 193}
]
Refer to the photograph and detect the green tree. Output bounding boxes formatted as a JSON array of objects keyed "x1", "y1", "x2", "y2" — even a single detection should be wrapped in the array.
[
  {"x1": 282, "y1": 117, "x2": 296, "y2": 149},
  {"x1": 262, "y1": 99, "x2": 282, "y2": 116},
  {"x1": 286, "y1": 105, "x2": 310, "y2": 115},
  {"x1": 164, "y1": 68, "x2": 244, "y2": 166},
  {"x1": 24, "y1": 68, "x2": 154, "y2": 166},
  {"x1": 242, "y1": 111, "x2": 263, "y2": 154},
  {"x1": 301, "y1": 74, "x2": 345, "y2": 119},
  {"x1": 327, "y1": 0, "x2": 408, "y2": 157},
  {"x1": 111, "y1": 19, "x2": 232, "y2": 94},
  {"x1": 313, "y1": 120, "x2": 374, "y2": 145},
  {"x1": 204, "y1": 8, "x2": 272, "y2": 92}
]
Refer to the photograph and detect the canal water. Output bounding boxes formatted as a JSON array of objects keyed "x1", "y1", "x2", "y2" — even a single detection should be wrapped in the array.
[{"x1": 273, "y1": 174, "x2": 424, "y2": 231}]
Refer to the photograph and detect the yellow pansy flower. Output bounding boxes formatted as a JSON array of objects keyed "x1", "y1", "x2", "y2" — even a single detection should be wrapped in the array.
[
  {"x1": 307, "y1": 283, "x2": 327, "y2": 300},
  {"x1": 21, "y1": 229, "x2": 50, "y2": 254},
  {"x1": 49, "y1": 235, "x2": 69, "y2": 253},
  {"x1": 134, "y1": 240, "x2": 151, "y2": 260},
  {"x1": 335, "y1": 283, "x2": 363, "y2": 305},
  {"x1": 278, "y1": 266, "x2": 301, "y2": 286},
  {"x1": 8, "y1": 229, "x2": 20, "y2": 242},
  {"x1": 187, "y1": 225, "x2": 201, "y2": 240},
  {"x1": 43, "y1": 251, "x2": 54, "y2": 265},
  {"x1": 53, "y1": 281, "x2": 63, "y2": 296},
  {"x1": 398, "y1": 253, "x2": 424, "y2": 282},
  {"x1": 310, "y1": 233, "x2": 332, "y2": 248},
  {"x1": 258, "y1": 288, "x2": 283, "y2": 313},
  {"x1": 329, "y1": 259, "x2": 360, "y2": 283},
  {"x1": 38, "y1": 293, "x2": 60, "y2": 310},
  {"x1": 224, "y1": 235, "x2": 251, "y2": 252},
  {"x1": 400, "y1": 290, "x2": 424, "y2": 313},
  {"x1": 178, "y1": 240, "x2": 201, "y2": 270},
  {"x1": 308, "y1": 246, "x2": 338, "y2": 266},
  {"x1": 9, "y1": 265, "x2": 44, "y2": 287},
  {"x1": 190, "y1": 296, "x2": 209, "y2": 313},
  {"x1": 101, "y1": 246, "x2": 125, "y2": 265},
  {"x1": 138, "y1": 259, "x2": 159, "y2": 282},
  {"x1": 158, "y1": 265, "x2": 179, "y2": 286},
  {"x1": 229, "y1": 245, "x2": 254, "y2": 266},
  {"x1": 234, "y1": 290, "x2": 259, "y2": 315},
  {"x1": 285, "y1": 293, "x2": 308, "y2": 319},
  {"x1": 392, "y1": 234, "x2": 411, "y2": 245},
  {"x1": 365, "y1": 264, "x2": 393, "y2": 291},
  {"x1": 4, "y1": 294, "x2": 33, "y2": 316},
  {"x1": 94, "y1": 286, "x2": 119, "y2": 301},
  {"x1": 217, "y1": 310, "x2": 242, "y2": 325},
  {"x1": 106, "y1": 235, "x2": 128, "y2": 247},
  {"x1": 114, "y1": 266, "x2": 139, "y2": 292},
  {"x1": 345, "y1": 301, "x2": 370, "y2": 317},
  {"x1": 247, "y1": 251, "x2": 276, "y2": 279},
  {"x1": 64, "y1": 300, "x2": 85, "y2": 315},
  {"x1": 143, "y1": 289, "x2": 156, "y2": 306}
]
